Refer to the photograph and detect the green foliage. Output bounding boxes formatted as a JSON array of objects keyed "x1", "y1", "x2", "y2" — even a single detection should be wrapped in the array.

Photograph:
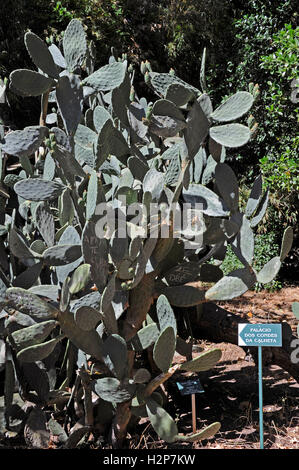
[
  {"x1": 254, "y1": 233, "x2": 280, "y2": 273},
  {"x1": 260, "y1": 142, "x2": 299, "y2": 194},
  {"x1": 219, "y1": 245, "x2": 243, "y2": 277},
  {"x1": 260, "y1": 23, "x2": 298, "y2": 80},
  {"x1": 216, "y1": 5, "x2": 298, "y2": 242},
  {"x1": 260, "y1": 140, "x2": 299, "y2": 230},
  {"x1": 258, "y1": 23, "x2": 299, "y2": 229},
  {"x1": 52, "y1": 1, "x2": 75, "y2": 22}
]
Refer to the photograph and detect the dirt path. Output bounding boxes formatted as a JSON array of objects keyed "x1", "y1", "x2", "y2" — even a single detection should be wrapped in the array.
[{"x1": 218, "y1": 286, "x2": 299, "y2": 334}]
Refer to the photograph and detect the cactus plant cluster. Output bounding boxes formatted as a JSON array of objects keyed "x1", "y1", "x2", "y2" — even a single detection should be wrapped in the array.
[{"x1": 0, "y1": 20, "x2": 293, "y2": 448}]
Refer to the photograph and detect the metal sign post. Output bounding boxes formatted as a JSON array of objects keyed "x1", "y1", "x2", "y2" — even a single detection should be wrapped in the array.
[
  {"x1": 238, "y1": 323, "x2": 282, "y2": 449},
  {"x1": 191, "y1": 393, "x2": 196, "y2": 433}
]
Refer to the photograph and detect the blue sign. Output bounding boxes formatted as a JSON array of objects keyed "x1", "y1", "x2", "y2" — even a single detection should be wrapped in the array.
[
  {"x1": 176, "y1": 378, "x2": 205, "y2": 396},
  {"x1": 238, "y1": 323, "x2": 282, "y2": 347},
  {"x1": 238, "y1": 323, "x2": 282, "y2": 449}
]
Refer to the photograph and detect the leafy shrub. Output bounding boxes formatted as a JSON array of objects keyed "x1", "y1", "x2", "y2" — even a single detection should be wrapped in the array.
[
  {"x1": 52, "y1": 1, "x2": 75, "y2": 22},
  {"x1": 258, "y1": 23, "x2": 299, "y2": 232},
  {"x1": 218, "y1": 7, "x2": 298, "y2": 237}
]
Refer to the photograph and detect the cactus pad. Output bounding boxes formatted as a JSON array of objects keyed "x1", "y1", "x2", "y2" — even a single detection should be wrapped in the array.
[
  {"x1": 16, "y1": 334, "x2": 64, "y2": 362},
  {"x1": 205, "y1": 267, "x2": 256, "y2": 301},
  {"x1": 210, "y1": 123, "x2": 251, "y2": 148},
  {"x1": 14, "y1": 178, "x2": 65, "y2": 201},
  {"x1": 176, "y1": 422, "x2": 221, "y2": 442},
  {"x1": 2, "y1": 126, "x2": 48, "y2": 158},
  {"x1": 10, "y1": 320, "x2": 57, "y2": 351},
  {"x1": 63, "y1": 19, "x2": 87, "y2": 72},
  {"x1": 256, "y1": 256, "x2": 281, "y2": 284},
  {"x1": 93, "y1": 377, "x2": 136, "y2": 403},
  {"x1": 10, "y1": 69, "x2": 55, "y2": 97},
  {"x1": 181, "y1": 348, "x2": 222, "y2": 372},
  {"x1": 153, "y1": 326, "x2": 176, "y2": 372},
  {"x1": 82, "y1": 62, "x2": 126, "y2": 92},
  {"x1": 5, "y1": 287, "x2": 58, "y2": 320},
  {"x1": 146, "y1": 397, "x2": 178, "y2": 443},
  {"x1": 25, "y1": 32, "x2": 59, "y2": 78},
  {"x1": 210, "y1": 91, "x2": 253, "y2": 123}
]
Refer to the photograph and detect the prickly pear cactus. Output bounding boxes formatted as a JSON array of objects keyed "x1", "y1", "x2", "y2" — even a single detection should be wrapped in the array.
[{"x1": 0, "y1": 19, "x2": 293, "y2": 449}]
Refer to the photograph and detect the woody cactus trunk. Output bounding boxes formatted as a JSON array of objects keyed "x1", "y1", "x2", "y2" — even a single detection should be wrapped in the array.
[{"x1": 0, "y1": 20, "x2": 293, "y2": 448}]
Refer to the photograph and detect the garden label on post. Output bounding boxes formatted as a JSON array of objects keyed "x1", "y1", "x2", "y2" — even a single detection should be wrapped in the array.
[
  {"x1": 238, "y1": 323, "x2": 282, "y2": 347},
  {"x1": 176, "y1": 378, "x2": 205, "y2": 433},
  {"x1": 176, "y1": 378, "x2": 205, "y2": 396},
  {"x1": 238, "y1": 323, "x2": 282, "y2": 449}
]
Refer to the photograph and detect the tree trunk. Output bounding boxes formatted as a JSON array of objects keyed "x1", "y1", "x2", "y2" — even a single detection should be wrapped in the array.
[
  {"x1": 111, "y1": 352, "x2": 135, "y2": 448},
  {"x1": 191, "y1": 302, "x2": 299, "y2": 383},
  {"x1": 121, "y1": 272, "x2": 156, "y2": 342}
]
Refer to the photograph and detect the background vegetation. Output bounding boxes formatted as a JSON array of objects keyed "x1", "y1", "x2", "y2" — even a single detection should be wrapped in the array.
[{"x1": 0, "y1": 0, "x2": 298, "y2": 286}]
